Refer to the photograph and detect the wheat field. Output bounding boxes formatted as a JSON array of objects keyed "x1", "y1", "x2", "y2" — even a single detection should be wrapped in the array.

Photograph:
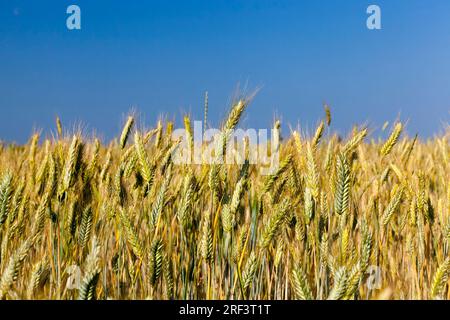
[{"x1": 0, "y1": 99, "x2": 448, "y2": 300}]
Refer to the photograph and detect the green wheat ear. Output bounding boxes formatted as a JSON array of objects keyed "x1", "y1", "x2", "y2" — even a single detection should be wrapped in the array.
[
  {"x1": 150, "y1": 166, "x2": 172, "y2": 228},
  {"x1": 119, "y1": 208, "x2": 144, "y2": 260},
  {"x1": 312, "y1": 121, "x2": 325, "y2": 149},
  {"x1": 56, "y1": 116, "x2": 63, "y2": 138},
  {"x1": 381, "y1": 185, "x2": 404, "y2": 227},
  {"x1": 260, "y1": 199, "x2": 290, "y2": 248},
  {"x1": 328, "y1": 267, "x2": 348, "y2": 300},
  {"x1": 119, "y1": 116, "x2": 134, "y2": 150},
  {"x1": 27, "y1": 259, "x2": 50, "y2": 299},
  {"x1": 0, "y1": 172, "x2": 13, "y2": 227},
  {"x1": 431, "y1": 257, "x2": 450, "y2": 299},
  {"x1": 78, "y1": 205, "x2": 93, "y2": 250},
  {"x1": 334, "y1": 152, "x2": 350, "y2": 216},
  {"x1": 200, "y1": 210, "x2": 214, "y2": 264},
  {"x1": 0, "y1": 238, "x2": 32, "y2": 299},
  {"x1": 342, "y1": 128, "x2": 367, "y2": 156},
  {"x1": 149, "y1": 239, "x2": 163, "y2": 287},
  {"x1": 291, "y1": 264, "x2": 313, "y2": 300},
  {"x1": 242, "y1": 252, "x2": 258, "y2": 292},
  {"x1": 58, "y1": 135, "x2": 83, "y2": 200},
  {"x1": 78, "y1": 237, "x2": 101, "y2": 300},
  {"x1": 134, "y1": 131, "x2": 155, "y2": 187},
  {"x1": 381, "y1": 122, "x2": 403, "y2": 156},
  {"x1": 324, "y1": 104, "x2": 332, "y2": 126}
]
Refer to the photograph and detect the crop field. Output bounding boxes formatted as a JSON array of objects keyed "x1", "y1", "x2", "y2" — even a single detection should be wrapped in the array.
[{"x1": 0, "y1": 99, "x2": 448, "y2": 300}]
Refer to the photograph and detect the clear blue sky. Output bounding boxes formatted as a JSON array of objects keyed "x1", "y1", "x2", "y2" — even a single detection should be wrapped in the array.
[{"x1": 1, "y1": 0, "x2": 449, "y2": 143}]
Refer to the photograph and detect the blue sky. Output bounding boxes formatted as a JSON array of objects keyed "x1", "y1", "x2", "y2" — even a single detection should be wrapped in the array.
[{"x1": 0, "y1": 0, "x2": 449, "y2": 143}]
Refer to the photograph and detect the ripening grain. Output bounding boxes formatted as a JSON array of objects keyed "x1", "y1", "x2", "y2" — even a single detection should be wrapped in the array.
[{"x1": 0, "y1": 103, "x2": 448, "y2": 300}]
